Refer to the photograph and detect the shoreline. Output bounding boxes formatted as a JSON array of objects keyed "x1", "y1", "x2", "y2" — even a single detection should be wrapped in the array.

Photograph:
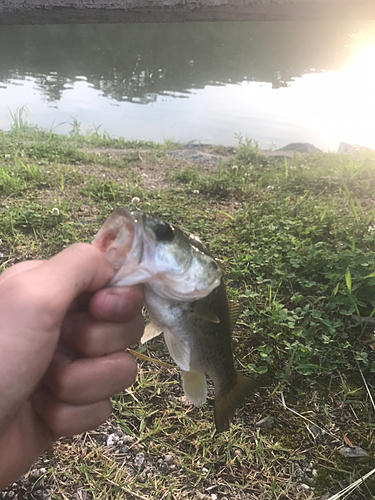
[{"x1": 1, "y1": 1, "x2": 374, "y2": 25}]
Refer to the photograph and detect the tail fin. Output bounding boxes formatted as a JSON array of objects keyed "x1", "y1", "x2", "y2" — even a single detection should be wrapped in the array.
[{"x1": 214, "y1": 372, "x2": 258, "y2": 433}]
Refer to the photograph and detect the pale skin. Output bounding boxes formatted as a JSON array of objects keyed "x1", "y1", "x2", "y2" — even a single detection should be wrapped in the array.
[{"x1": 0, "y1": 243, "x2": 144, "y2": 490}]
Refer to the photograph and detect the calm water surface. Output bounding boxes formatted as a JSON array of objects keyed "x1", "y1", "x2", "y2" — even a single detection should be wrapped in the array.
[{"x1": 0, "y1": 21, "x2": 374, "y2": 150}]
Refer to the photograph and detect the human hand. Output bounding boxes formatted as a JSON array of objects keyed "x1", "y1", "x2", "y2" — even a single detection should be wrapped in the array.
[{"x1": 0, "y1": 243, "x2": 144, "y2": 489}]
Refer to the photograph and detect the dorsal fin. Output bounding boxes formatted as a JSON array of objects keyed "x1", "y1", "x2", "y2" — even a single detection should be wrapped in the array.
[
  {"x1": 215, "y1": 259, "x2": 226, "y2": 274},
  {"x1": 229, "y1": 301, "x2": 241, "y2": 330},
  {"x1": 192, "y1": 301, "x2": 220, "y2": 324}
]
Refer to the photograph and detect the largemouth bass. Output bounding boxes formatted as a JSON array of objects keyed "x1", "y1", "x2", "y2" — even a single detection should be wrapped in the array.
[{"x1": 92, "y1": 208, "x2": 257, "y2": 432}]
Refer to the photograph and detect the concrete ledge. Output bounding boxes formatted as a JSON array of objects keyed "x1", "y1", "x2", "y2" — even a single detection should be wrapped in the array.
[{"x1": 0, "y1": 1, "x2": 374, "y2": 25}]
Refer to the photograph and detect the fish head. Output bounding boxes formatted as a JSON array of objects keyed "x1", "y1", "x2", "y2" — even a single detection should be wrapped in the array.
[{"x1": 92, "y1": 208, "x2": 222, "y2": 301}]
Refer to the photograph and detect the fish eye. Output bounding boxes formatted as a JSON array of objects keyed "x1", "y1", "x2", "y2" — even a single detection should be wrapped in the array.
[
  {"x1": 154, "y1": 222, "x2": 174, "y2": 242},
  {"x1": 210, "y1": 260, "x2": 219, "y2": 270}
]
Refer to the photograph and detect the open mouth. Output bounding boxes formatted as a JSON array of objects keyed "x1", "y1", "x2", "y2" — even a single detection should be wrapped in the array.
[{"x1": 92, "y1": 208, "x2": 139, "y2": 270}]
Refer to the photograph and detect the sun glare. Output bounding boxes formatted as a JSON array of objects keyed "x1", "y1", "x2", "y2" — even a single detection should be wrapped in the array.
[
  {"x1": 333, "y1": 24, "x2": 375, "y2": 149},
  {"x1": 282, "y1": 26, "x2": 375, "y2": 151},
  {"x1": 339, "y1": 42, "x2": 375, "y2": 149}
]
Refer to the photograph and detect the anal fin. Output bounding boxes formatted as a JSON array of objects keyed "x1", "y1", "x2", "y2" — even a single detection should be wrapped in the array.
[{"x1": 181, "y1": 370, "x2": 207, "y2": 406}]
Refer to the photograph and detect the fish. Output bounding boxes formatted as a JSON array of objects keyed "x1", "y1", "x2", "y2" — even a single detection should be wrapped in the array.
[{"x1": 92, "y1": 208, "x2": 257, "y2": 432}]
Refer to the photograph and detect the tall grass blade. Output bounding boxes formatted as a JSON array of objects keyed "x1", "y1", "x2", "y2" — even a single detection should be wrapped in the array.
[
  {"x1": 345, "y1": 268, "x2": 352, "y2": 293},
  {"x1": 324, "y1": 467, "x2": 375, "y2": 500},
  {"x1": 341, "y1": 181, "x2": 359, "y2": 222}
]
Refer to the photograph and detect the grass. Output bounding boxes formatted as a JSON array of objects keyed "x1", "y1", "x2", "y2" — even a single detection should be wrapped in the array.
[{"x1": 1, "y1": 119, "x2": 375, "y2": 499}]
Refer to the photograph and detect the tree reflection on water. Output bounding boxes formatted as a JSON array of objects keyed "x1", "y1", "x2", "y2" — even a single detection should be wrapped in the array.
[{"x1": 0, "y1": 21, "x2": 362, "y2": 103}]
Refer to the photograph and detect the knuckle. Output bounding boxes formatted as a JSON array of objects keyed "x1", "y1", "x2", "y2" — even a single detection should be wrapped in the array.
[
  {"x1": 77, "y1": 325, "x2": 104, "y2": 357},
  {"x1": 51, "y1": 365, "x2": 78, "y2": 403},
  {"x1": 69, "y1": 242, "x2": 98, "y2": 260}
]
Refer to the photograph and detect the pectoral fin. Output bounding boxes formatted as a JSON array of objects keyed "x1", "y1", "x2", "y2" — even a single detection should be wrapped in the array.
[
  {"x1": 141, "y1": 320, "x2": 163, "y2": 344},
  {"x1": 181, "y1": 370, "x2": 207, "y2": 406},
  {"x1": 192, "y1": 302, "x2": 220, "y2": 324},
  {"x1": 163, "y1": 327, "x2": 190, "y2": 372}
]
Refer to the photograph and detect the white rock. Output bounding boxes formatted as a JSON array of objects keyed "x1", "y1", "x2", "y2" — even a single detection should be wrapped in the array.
[{"x1": 106, "y1": 433, "x2": 118, "y2": 446}]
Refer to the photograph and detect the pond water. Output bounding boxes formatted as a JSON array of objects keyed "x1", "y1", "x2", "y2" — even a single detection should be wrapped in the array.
[{"x1": 0, "y1": 20, "x2": 374, "y2": 150}]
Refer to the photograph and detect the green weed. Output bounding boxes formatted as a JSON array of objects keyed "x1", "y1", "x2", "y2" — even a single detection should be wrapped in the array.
[{"x1": 8, "y1": 105, "x2": 32, "y2": 135}]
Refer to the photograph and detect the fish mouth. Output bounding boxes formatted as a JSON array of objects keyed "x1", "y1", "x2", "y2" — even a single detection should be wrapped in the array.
[
  {"x1": 93, "y1": 208, "x2": 164, "y2": 288},
  {"x1": 92, "y1": 207, "x2": 144, "y2": 275}
]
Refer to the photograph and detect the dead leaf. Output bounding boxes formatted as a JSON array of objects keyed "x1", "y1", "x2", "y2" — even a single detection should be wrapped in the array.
[{"x1": 343, "y1": 434, "x2": 355, "y2": 448}]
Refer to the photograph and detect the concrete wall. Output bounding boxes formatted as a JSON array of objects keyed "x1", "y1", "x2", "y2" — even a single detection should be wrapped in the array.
[{"x1": 0, "y1": 0, "x2": 374, "y2": 24}]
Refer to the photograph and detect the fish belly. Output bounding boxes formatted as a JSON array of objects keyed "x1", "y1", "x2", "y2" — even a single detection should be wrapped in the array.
[{"x1": 143, "y1": 286, "x2": 208, "y2": 405}]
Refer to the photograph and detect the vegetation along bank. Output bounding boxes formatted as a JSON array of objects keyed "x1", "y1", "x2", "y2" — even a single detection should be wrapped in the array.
[{"x1": 1, "y1": 119, "x2": 375, "y2": 499}]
